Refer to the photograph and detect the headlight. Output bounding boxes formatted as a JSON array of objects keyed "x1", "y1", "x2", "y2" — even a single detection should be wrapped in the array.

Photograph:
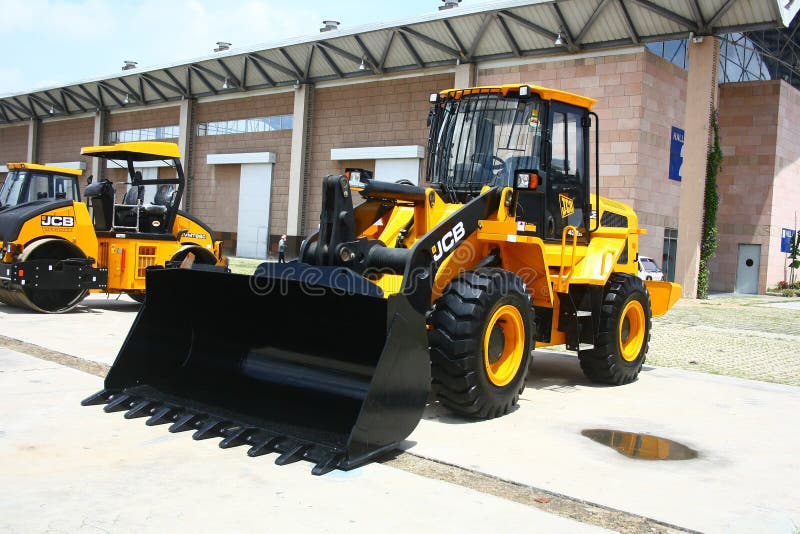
[{"x1": 514, "y1": 170, "x2": 539, "y2": 190}]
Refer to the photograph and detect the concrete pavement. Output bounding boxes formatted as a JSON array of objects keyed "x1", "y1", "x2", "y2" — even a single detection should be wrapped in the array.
[
  {"x1": 1, "y1": 295, "x2": 800, "y2": 532},
  {"x1": 0, "y1": 347, "x2": 606, "y2": 534},
  {"x1": 412, "y1": 351, "x2": 800, "y2": 533}
]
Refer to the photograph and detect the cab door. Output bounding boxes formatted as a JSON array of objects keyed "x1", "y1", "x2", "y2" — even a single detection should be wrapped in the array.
[{"x1": 544, "y1": 103, "x2": 590, "y2": 242}]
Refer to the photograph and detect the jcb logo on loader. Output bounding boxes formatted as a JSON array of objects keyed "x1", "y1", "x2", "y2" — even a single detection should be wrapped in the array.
[
  {"x1": 431, "y1": 221, "x2": 466, "y2": 262},
  {"x1": 41, "y1": 215, "x2": 75, "y2": 227},
  {"x1": 559, "y1": 194, "x2": 575, "y2": 218}
]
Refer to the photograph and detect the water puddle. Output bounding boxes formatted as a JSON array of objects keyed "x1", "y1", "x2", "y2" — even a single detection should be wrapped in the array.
[{"x1": 581, "y1": 429, "x2": 698, "y2": 460}]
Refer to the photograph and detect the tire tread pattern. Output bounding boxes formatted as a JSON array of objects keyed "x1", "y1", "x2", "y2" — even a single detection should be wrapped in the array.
[
  {"x1": 578, "y1": 273, "x2": 652, "y2": 385},
  {"x1": 428, "y1": 268, "x2": 533, "y2": 419}
]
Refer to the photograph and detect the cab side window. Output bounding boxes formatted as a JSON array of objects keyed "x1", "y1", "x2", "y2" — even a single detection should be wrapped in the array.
[
  {"x1": 26, "y1": 173, "x2": 50, "y2": 202},
  {"x1": 53, "y1": 176, "x2": 78, "y2": 201}
]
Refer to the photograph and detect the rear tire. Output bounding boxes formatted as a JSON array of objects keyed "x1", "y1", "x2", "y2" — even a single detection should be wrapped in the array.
[
  {"x1": 428, "y1": 268, "x2": 533, "y2": 419},
  {"x1": 578, "y1": 274, "x2": 651, "y2": 385},
  {"x1": 171, "y1": 246, "x2": 218, "y2": 266}
]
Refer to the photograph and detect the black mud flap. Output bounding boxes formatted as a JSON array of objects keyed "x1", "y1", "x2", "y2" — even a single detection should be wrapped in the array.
[{"x1": 82, "y1": 263, "x2": 430, "y2": 475}]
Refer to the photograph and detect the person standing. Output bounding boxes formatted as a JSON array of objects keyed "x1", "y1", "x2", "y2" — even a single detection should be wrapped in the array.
[{"x1": 278, "y1": 234, "x2": 287, "y2": 263}]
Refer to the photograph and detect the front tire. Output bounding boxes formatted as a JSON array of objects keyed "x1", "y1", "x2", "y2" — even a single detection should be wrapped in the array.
[
  {"x1": 428, "y1": 269, "x2": 533, "y2": 419},
  {"x1": 578, "y1": 274, "x2": 652, "y2": 385},
  {"x1": 0, "y1": 239, "x2": 89, "y2": 313}
]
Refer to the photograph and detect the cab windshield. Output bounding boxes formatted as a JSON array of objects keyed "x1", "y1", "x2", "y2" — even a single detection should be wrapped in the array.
[
  {"x1": 428, "y1": 93, "x2": 543, "y2": 196},
  {"x1": 0, "y1": 171, "x2": 26, "y2": 208}
]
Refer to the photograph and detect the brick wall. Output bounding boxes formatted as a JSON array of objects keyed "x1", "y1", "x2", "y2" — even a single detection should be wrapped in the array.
[
  {"x1": 0, "y1": 125, "x2": 29, "y2": 165},
  {"x1": 712, "y1": 81, "x2": 781, "y2": 292},
  {"x1": 193, "y1": 92, "x2": 293, "y2": 235},
  {"x1": 770, "y1": 81, "x2": 800, "y2": 287},
  {"x1": 305, "y1": 73, "x2": 454, "y2": 234},
  {"x1": 637, "y1": 53, "x2": 686, "y2": 257},
  {"x1": 38, "y1": 117, "x2": 94, "y2": 167},
  {"x1": 478, "y1": 50, "x2": 687, "y2": 262},
  {"x1": 107, "y1": 106, "x2": 180, "y2": 139},
  {"x1": 210, "y1": 163, "x2": 241, "y2": 232}
]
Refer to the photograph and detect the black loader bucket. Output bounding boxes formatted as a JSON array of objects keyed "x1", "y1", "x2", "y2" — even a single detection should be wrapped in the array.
[{"x1": 82, "y1": 264, "x2": 430, "y2": 474}]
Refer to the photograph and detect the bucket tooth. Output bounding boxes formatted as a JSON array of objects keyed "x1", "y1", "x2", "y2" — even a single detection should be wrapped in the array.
[
  {"x1": 169, "y1": 413, "x2": 202, "y2": 433},
  {"x1": 312, "y1": 454, "x2": 344, "y2": 476},
  {"x1": 145, "y1": 405, "x2": 175, "y2": 426},
  {"x1": 275, "y1": 443, "x2": 310, "y2": 466},
  {"x1": 192, "y1": 419, "x2": 224, "y2": 440},
  {"x1": 103, "y1": 394, "x2": 133, "y2": 413},
  {"x1": 124, "y1": 399, "x2": 155, "y2": 419},
  {"x1": 81, "y1": 389, "x2": 114, "y2": 406},
  {"x1": 219, "y1": 427, "x2": 253, "y2": 449},
  {"x1": 247, "y1": 435, "x2": 282, "y2": 457}
]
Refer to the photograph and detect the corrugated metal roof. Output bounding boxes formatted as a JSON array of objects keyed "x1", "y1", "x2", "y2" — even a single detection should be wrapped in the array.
[{"x1": 0, "y1": 0, "x2": 794, "y2": 124}]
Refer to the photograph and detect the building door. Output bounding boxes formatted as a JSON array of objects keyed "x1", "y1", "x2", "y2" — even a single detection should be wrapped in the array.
[
  {"x1": 236, "y1": 163, "x2": 272, "y2": 258},
  {"x1": 662, "y1": 228, "x2": 678, "y2": 282},
  {"x1": 735, "y1": 244, "x2": 761, "y2": 294}
]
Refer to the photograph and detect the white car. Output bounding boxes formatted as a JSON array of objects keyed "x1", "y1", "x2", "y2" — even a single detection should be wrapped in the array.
[{"x1": 638, "y1": 256, "x2": 664, "y2": 281}]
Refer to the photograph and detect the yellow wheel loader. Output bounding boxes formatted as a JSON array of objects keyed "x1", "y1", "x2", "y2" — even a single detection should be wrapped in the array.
[
  {"x1": 0, "y1": 142, "x2": 226, "y2": 312},
  {"x1": 83, "y1": 84, "x2": 681, "y2": 474}
]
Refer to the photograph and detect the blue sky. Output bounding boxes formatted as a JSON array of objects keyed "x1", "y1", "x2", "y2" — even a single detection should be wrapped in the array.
[{"x1": 1, "y1": 0, "x2": 485, "y2": 96}]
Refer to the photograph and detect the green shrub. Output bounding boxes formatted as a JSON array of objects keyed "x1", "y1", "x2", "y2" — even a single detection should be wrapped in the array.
[{"x1": 697, "y1": 111, "x2": 722, "y2": 299}]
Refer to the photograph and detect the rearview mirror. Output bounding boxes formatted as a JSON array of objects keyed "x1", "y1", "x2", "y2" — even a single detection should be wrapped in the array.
[{"x1": 86, "y1": 174, "x2": 93, "y2": 185}]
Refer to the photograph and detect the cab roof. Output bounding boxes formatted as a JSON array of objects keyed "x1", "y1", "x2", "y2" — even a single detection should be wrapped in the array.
[
  {"x1": 81, "y1": 141, "x2": 181, "y2": 161},
  {"x1": 439, "y1": 83, "x2": 597, "y2": 111},
  {"x1": 6, "y1": 162, "x2": 83, "y2": 176}
]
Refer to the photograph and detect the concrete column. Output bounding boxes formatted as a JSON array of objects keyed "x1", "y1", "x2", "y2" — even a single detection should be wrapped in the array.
[
  {"x1": 26, "y1": 119, "x2": 39, "y2": 163},
  {"x1": 454, "y1": 62, "x2": 476, "y2": 89},
  {"x1": 91, "y1": 110, "x2": 107, "y2": 181},
  {"x1": 286, "y1": 84, "x2": 312, "y2": 243},
  {"x1": 675, "y1": 37, "x2": 720, "y2": 298},
  {"x1": 178, "y1": 98, "x2": 196, "y2": 210}
]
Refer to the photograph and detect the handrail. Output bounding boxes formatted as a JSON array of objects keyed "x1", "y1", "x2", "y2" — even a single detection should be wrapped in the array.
[{"x1": 557, "y1": 225, "x2": 579, "y2": 293}]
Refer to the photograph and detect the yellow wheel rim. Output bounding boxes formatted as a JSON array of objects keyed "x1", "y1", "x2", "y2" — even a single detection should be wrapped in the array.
[
  {"x1": 619, "y1": 300, "x2": 646, "y2": 362},
  {"x1": 483, "y1": 304, "x2": 525, "y2": 387}
]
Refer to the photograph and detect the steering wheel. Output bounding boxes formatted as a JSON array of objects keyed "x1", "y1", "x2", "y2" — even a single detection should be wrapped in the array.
[{"x1": 491, "y1": 155, "x2": 506, "y2": 173}]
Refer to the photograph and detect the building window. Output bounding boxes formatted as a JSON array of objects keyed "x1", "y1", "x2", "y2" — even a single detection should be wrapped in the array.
[
  {"x1": 196, "y1": 115, "x2": 293, "y2": 137},
  {"x1": 646, "y1": 34, "x2": 772, "y2": 83},
  {"x1": 662, "y1": 227, "x2": 678, "y2": 283},
  {"x1": 108, "y1": 125, "x2": 180, "y2": 143}
]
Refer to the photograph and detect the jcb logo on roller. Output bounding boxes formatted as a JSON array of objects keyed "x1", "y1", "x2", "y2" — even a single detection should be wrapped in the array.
[
  {"x1": 431, "y1": 221, "x2": 466, "y2": 262},
  {"x1": 41, "y1": 215, "x2": 75, "y2": 227}
]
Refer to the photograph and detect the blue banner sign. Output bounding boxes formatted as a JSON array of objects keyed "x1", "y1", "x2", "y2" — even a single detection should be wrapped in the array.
[
  {"x1": 781, "y1": 228, "x2": 795, "y2": 253},
  {"x1": 669, "y1": 126, "x2": 684, "y2": 181}
]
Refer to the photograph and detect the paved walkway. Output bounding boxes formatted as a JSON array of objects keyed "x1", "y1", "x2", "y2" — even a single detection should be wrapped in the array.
[{"x1": 649, "y1": 296, "x2": 800, "y2": 386}]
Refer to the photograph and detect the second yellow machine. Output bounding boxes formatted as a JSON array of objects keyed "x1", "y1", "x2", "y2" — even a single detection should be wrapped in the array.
[{"x1": 0, "y1": 142, "x2": 225, "y2": 312}]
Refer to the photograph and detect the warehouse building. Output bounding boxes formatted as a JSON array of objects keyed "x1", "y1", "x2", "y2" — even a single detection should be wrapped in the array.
[{"x1": 1, "y1": 0, "x2": 798, "y2": 295}]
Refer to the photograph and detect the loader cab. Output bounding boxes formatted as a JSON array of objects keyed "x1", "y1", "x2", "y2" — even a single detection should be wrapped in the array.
[
  {"x1": 427, "y1": 84, "x2": 594, "y2": 242},
  {"x1": 0, "y1": 163, "x2": 81, "y2": 210},
  {"x1": 81, "y1": 141, "x2": 184, "y2": 235}
]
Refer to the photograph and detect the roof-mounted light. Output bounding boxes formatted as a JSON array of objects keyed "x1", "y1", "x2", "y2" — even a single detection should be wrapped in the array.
[
  {"x1": 429, "y1": 93, "x2": 439, "y2": 103},
  {"x1": 519, "y1": 85, "x2": 531, "y2": 97}
]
